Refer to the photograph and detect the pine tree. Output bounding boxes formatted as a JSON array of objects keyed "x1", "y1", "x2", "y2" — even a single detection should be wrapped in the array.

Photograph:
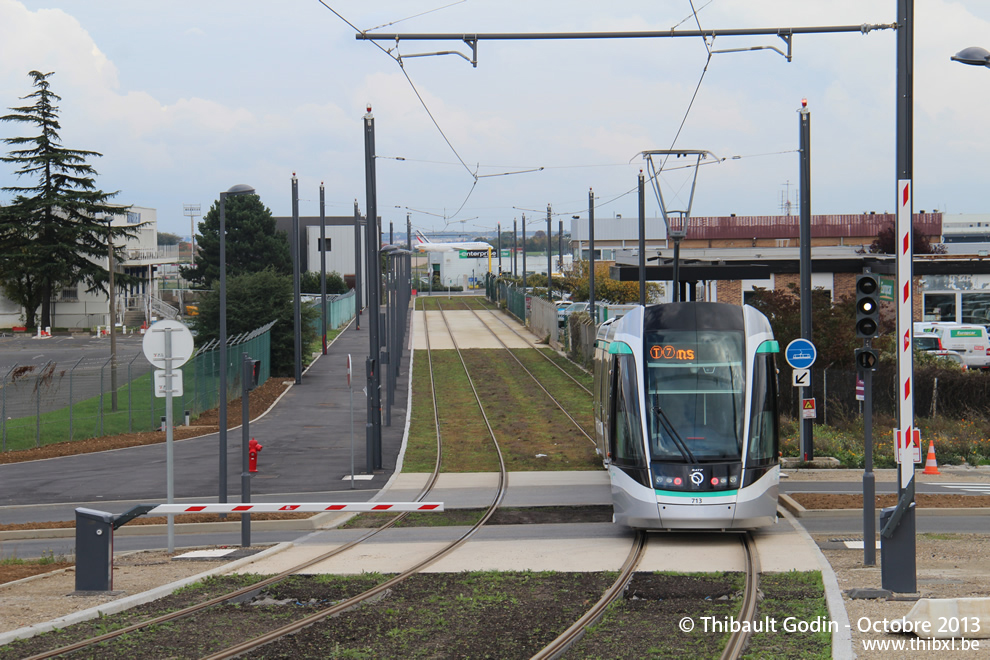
[
  {"x1": 0, "y1": 70, "x2": 132, "y2": 328},
  {"x1": 180, "y1": 194, "x2": 292, "y2": 287}
]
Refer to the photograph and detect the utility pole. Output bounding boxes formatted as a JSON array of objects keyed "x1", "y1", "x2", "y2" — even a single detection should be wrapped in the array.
[
  {"x1": 512, "y1": 219, "x2": 517, "y2": 278},
  {"x1": 558, "y1": 219, "x2": 563, "y2": 274},
  {"x1": 638, "y1": 170, "x2": 646, "y2": 306},
  {"x1": 588, "y1": 188, "x2": 596, "y2": 323},
  {"x1": 354, "y1": 200, "x2": 362, "y2": 330},
  {"x1": 320, "y1": 182, "x2": 327, "y2": 354},
  {"x1": 363, "y1": 105, "x2": 383, "y2": 472},
  {"x1": 546, "y1": 204, "x2": 552, "y2": 300},
  {"x1": 183, "y1": 204, "x2": 200, "y2": 268},
  {"x1": 497, "y1": 221, "x2": 502, "y2": 274},
  {"x1": 882, "y1": 0, "x2": 917, "y2": 595},
  {"x1": 291, "y1": 173, "x2": 302, "y2": 384},
  {"x1": 798, "y1": 100, "x2": 814, "y2": 461},
  {"x1": 522, "y1": 214, "x2": 527, "y2": 290},
  {"x1": 107, "y1": 216, "x2": 118, "y2": 412}
]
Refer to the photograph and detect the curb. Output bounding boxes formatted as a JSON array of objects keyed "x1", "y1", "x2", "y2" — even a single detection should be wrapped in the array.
[
  {"x1": 779, "y1": 501, "x2": 990, "y2": 519},
  {"x1": 0, "y1": 541, "x2": 293, "y2": 646},
  {"x1": 778, "y1": 506, "x2": 854, "y2": 660}
]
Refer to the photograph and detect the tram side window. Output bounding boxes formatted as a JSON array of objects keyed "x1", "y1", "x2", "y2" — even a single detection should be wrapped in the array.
[
  {"x1": 747, "y1": 354, "x2": 779, "y2": 465},
  {"x1": 610, "y1": 355, "x2": 645, "y2": 466}
]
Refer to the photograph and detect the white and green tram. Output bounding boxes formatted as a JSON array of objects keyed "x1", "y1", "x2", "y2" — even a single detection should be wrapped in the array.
[{"x1": 593, "y1": 302, "x2": 781, "y2": 530}]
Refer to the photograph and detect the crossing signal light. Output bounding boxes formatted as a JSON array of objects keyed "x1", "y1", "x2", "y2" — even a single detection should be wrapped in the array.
[
  {"x1": 855, "y1": 348, "x2": 879, "y2": 371},
  {"x1": 249, "y1": 360, "x2": 261, "y2": 390},
  {"x1": 856, "y1": 274, "x2": 880, "y2": 338}
]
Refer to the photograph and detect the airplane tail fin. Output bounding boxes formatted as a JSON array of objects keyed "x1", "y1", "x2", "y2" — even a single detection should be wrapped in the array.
[{"x1": 415, "y1": 230, "x2": 431, "y2": 244}]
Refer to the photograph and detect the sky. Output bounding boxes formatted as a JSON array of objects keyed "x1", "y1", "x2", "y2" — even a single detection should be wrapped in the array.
[{"x1": 1, "y1": 1, "x2": 989, "y2": 239}]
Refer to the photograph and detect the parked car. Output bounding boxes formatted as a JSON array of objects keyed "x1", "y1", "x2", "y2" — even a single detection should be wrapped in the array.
[
  {"x1": 915, "y1": 333, "x2": 965, "y2": 367},
  {"x1": 914, "y1": 322, "x2": 990, "y2": 369}
]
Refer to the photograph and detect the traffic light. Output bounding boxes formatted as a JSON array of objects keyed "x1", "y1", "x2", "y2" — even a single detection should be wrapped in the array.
[
  {"x1": 855, "y1": 348, "x2": 879, "y2": 371},
  {"x1": 249, "y1": 360, "x2": 261, "y2": 390},
  {"x1": 856, "y1": 274, "x2": 880, "y2": 338}
]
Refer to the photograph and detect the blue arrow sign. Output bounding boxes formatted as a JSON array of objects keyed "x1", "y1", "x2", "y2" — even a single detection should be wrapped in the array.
[{"x1": 785, "y1": 338, "x2": 817, "y2": 370}]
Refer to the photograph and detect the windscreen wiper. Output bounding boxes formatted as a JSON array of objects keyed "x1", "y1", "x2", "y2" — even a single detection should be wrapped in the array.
[{"x1": 652, "y1": 405, "x2": 697, "y2": 464}]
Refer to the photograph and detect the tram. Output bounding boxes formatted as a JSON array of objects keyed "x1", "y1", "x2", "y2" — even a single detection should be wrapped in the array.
[{"x1": 592, "y1": 302, "x2": 780, "y2": 530}]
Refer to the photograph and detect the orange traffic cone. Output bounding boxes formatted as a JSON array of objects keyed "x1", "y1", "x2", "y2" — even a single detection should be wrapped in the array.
[{"x1": 922, "y1": 440, "x2": 940, "y2": 475}]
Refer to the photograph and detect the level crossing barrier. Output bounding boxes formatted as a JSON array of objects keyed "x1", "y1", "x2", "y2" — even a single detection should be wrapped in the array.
[{"x1": 74, "y1": 501, "x2": 444, "y2": 592}]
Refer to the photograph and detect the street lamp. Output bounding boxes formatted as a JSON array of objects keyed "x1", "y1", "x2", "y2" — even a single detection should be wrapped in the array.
[
  {"x1": 219, "y1": 183, "x2": 255, "y2": 509},
  {"x1": 951, "y1": 46, "x2": 990, "y2": 67}
]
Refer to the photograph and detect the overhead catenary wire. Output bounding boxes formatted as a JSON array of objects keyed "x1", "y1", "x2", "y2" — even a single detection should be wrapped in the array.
[
  {"x1": 319, "y1": 2, "x2": 552, "y2": 225},
  {"x1": 362, "y1": 0, "x2": 466, "y2": 33},
  {"x1": 317, "y1": 0, "x2": 480, "y2": 213}
]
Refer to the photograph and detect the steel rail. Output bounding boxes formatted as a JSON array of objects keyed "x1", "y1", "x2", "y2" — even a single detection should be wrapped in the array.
[
  {"x1": 199, "y1": 299, "x2": 509, "y2": 660},
  {"x1": 530, "y1": 531, "x2": 646, "y2": 660},
  {"x1": 24, "y1": 313, "x2": 446, "y2": 660},
  {"x1": 721, "y1": 532, "x2": 762, "y2": 660},
  {"x1": 457, "y1": 299, "x2": 595, "y2": 445},
  {"x1": 475, "y1": 297, "x2": 592, "y2": 396}
]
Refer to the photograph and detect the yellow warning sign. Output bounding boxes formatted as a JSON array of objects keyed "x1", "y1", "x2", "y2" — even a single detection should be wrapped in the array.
[{"x1": 801, "y1": 398, "x2": 816, "y2": 420}]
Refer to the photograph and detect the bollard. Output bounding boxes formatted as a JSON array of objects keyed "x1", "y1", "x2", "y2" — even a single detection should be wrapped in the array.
[{"x1": 184, "y1": 409, "x2": 191, "y2": 426}]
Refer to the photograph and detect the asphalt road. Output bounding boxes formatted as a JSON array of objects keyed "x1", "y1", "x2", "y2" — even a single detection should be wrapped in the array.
[
  {"x1": 0, "y1": 320, "x2": 409, "y2": 508},
  {"x1": 0, "y1": 333, "x2": 145, "y2": 374}
]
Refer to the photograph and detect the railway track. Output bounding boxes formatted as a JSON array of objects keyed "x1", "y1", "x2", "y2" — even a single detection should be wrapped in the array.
[
  {"x1": 473, "y1": 297, "x2": 592, "y2": 397},
  {"x1": 721, "y1": 532, "x2": 762, "y2": 660},
  {"x1": 445, "y1": 299, "x2": 594, "y2": 445},
  {"x1": 198, "y1": 298, "x2": 511, "y2": 658},
  {"x1": 531, "y1": 531, "x2": 761, "y2": 660},
  {"x1": 22, "y1": 300, "x2": 508, "y2": 660},
  {"x1": 530, "y1": 531, "x2": 647, "y2": 660},
  {"x1": 18, "y1": 298, "x2": 765, "y2": 659}
]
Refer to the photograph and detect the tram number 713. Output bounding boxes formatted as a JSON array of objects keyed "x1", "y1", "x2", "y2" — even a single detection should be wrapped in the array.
[{"x1": 690, "y1": 498, "x2": 703, "y2": 505}]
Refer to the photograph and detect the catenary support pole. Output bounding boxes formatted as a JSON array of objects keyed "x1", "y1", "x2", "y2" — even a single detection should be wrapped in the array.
[
  {"x1": 320, "y1": 182, "x2": 327, "y2": 354},
  {"x1": 512, "y1": 219, "x2": 517, "y2": 278},
  {"x1": 354, "y1": 201, "x2": 362, "y2": 330},
  {"x1": 363, "y1": 106, "x2": 383, "y2": 472},
  {"x1": 588, "y1": 189, "x2": 596, "y2": 322},
  {"x1": 291, "y1": 174, "x2": 302, "y2": 384},
  {"x1": 547, "y1": 204, "x2": 553, "y2": 300},
  {"x1": 638, "y1": 170, "x2": 646, "y2": 306},
  {"x1": 883, "y1": 0, "x2": 917, "y2": 594},
  {"x1": 799, "y1": 100, "x2": 814, "y2": 461}
]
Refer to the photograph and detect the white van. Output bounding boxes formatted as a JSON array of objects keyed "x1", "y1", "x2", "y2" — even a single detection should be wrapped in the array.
[{"x1": 914, "y1": 322, "x2": 990, "y2": 369}]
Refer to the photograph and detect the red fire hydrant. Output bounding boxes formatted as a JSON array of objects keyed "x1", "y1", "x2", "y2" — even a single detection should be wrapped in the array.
[{"x1": 249, "y1": 438, "x2": 263, "y2": 473}]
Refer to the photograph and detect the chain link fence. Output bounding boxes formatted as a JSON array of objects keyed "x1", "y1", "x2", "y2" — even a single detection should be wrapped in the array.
[
  {"x1": 307, "y1": 289, "x2": 356, "y2": 333},
  {"x1": 1, "y1": 321, "x2": 275, "y2": 452}
]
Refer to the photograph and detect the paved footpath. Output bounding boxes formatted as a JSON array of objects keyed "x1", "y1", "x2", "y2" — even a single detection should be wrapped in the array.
[{"x1": 0, "y1": 316, "x2": 410, "y2": 516}]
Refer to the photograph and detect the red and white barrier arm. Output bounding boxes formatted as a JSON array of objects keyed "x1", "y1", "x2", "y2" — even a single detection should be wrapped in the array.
[{"x1": 145, "y1": 502, "x2": 444, "y2": 515}]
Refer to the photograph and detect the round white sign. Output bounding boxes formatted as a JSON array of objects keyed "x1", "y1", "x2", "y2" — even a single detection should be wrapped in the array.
[{"x1": 142, "y1": 320, "x2": 195, "y2": 369}]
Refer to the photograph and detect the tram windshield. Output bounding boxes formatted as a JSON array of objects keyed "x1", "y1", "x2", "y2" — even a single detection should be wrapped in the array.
[{"x1": 645, "y1": 329, "x2": 745, "y2": 461}]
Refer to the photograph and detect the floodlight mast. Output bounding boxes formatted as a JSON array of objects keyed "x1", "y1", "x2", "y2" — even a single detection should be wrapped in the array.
[{"x1": 639, "y1": 149, "x2": 717, "y2": 303}]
